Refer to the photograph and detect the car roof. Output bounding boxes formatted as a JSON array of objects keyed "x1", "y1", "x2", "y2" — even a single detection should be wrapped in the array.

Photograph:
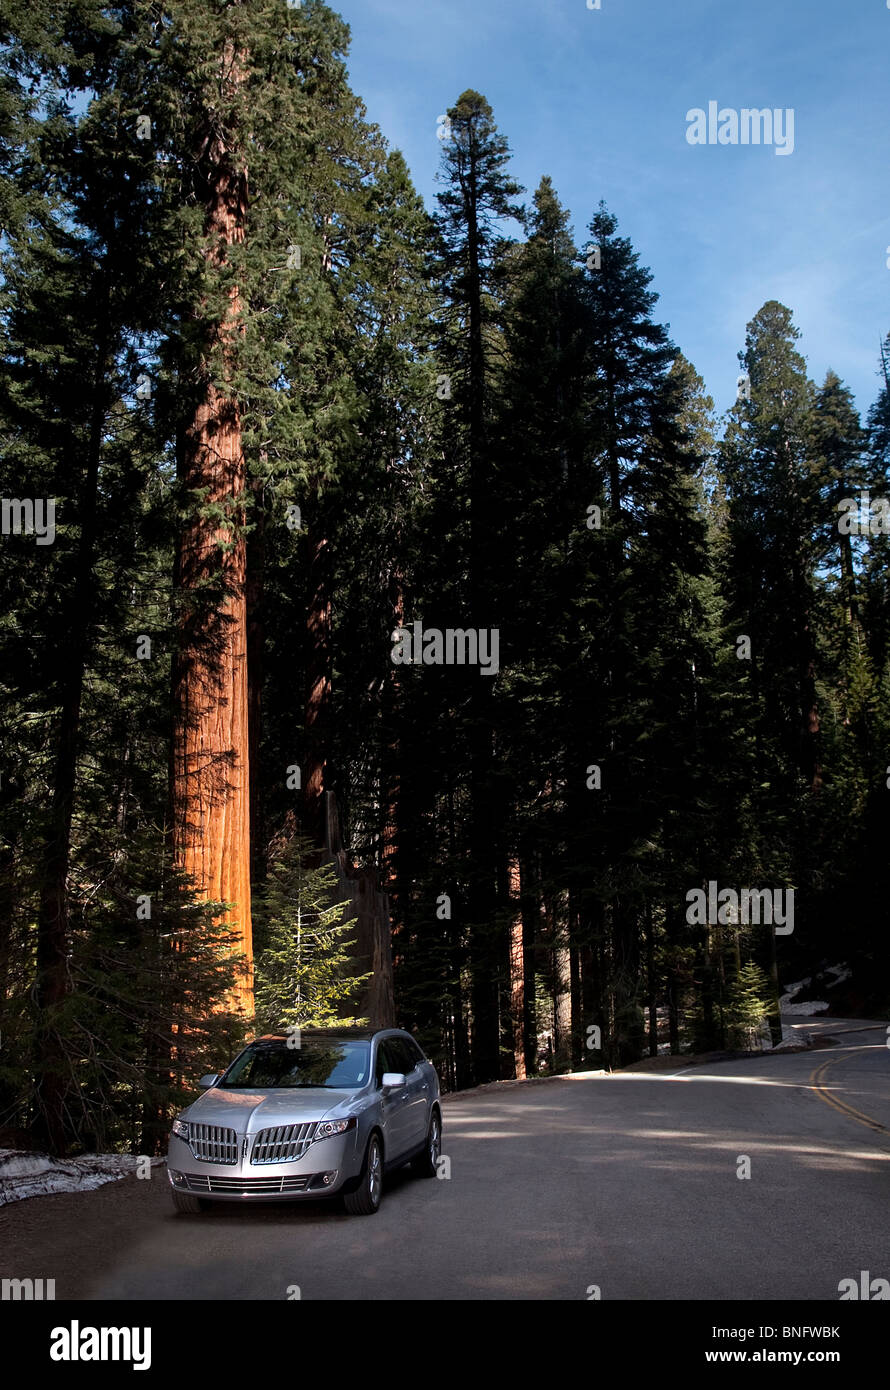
[{"x1": 252, "y1": 1027, "x2": 410, "y2": 1044}]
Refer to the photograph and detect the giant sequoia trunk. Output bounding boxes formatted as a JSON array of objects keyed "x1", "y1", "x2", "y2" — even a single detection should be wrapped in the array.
[{"x1": 171, "y1": 44, "x2": 252, "y2": 1016}]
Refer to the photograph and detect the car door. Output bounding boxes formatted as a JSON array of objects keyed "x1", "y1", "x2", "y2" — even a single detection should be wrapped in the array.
[
  {"x1": 375, "y1": 1037, "x2": 414, "y2": 1161},
  {"x1": 390, "y1": 1036, "x2": 430, "y2": 1150}
]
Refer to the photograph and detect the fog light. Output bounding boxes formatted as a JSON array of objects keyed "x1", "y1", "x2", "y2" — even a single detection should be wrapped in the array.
[
  {"x1": 169, "y1": 1170, "x2": 185, "y2": 1185},
  {"x1": 308, "y1": 1167, "x2": 340, "y2": 1189}
]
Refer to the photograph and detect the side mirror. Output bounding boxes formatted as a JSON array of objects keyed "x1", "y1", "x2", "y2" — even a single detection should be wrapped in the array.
[
  {"x1": 381, "y1": 1072, "x2": 406, "y2": 1091},
  {"x1": 198, "y1": 1073, "x2": 219, "y2": 1089}
]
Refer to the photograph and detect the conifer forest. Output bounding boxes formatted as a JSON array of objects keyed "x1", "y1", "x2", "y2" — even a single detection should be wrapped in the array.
[{"x1": 2, "y1": 0, "x2": 889, "y2": 1169}]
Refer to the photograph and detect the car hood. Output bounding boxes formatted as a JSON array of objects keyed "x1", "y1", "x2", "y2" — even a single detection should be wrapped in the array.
[{"x1": 183, "y1": 1087, "x2": 360, "y2": 1131}]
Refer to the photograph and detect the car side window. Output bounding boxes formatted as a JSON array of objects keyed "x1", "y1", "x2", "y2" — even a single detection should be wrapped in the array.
[
  {"x1": 403, "y1": 1037, "x2": 426, "y2": 1068},
  {"x1": 375, "y1": 1040, "x2": 397, "y2": 1086},
  {"x1": 390, "y1": 1037, "x2": 418, "y2": 1075}
]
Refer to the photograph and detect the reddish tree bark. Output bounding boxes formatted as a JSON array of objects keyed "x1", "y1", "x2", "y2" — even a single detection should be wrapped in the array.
[
  {"x1": 508, "y1": 859, "x2": 526, "y2": 1079},
  {"x1": 171, "y1": 41, "x2": 252, "y2": 1016}
]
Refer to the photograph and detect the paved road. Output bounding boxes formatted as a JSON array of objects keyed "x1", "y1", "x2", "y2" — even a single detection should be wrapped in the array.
[{"x1": 2, "y1": 1017, "x2": 888, "y2": 1300}]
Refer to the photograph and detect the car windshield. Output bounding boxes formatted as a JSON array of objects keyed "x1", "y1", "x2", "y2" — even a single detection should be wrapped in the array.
[{"x1": 219, "y1": 1039, "x2": 371, "y2": 1090}]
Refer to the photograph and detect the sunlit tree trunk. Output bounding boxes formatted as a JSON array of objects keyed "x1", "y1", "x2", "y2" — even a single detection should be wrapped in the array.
[
  {"x1": 507, "y1": 859, "x2": 526, "y2": 1079},
  {"x1": 553, "y1": 898, "x2": 572, "y2": 1072},
  {"x1": 171, "y1": 39, "x2": 252, "y2": 1016}
]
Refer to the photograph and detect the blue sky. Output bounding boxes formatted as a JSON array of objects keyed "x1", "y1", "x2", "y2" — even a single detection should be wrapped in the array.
[{"x1": 338, "y1": 0, "x2": 889, "y2": 424}]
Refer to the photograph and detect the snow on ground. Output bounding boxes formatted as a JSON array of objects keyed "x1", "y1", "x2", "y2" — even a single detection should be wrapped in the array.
[
  {"x1": 751, "y1": 1019, "x2": 803, "y2": 1049},
  {"x1": 779, "y1": 963, "x2": 850, "y2": 1017},
  {"x1": 0, "y1": 1149, "x2": 165, "y2": 1207}
]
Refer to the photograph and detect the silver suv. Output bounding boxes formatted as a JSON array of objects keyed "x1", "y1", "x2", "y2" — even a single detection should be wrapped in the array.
[{"x1": 166, "y1": 1028, "x2": 442, "y2": 1216}]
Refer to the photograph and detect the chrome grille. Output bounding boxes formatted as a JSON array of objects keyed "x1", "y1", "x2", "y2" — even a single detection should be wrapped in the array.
[
  {"x1": 185, "y1": 1174, "x2": 311, "y2": 1194},
  {"x1": 188, "y1": 1123, "x2": 238, "y2": 1165},
  {"x1": 250, "y1": 1123, "x2": 317, "y2": 1164}
]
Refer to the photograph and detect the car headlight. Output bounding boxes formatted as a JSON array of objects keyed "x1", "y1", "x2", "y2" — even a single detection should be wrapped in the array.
[
  {"x1": 171, "y1": 1118, "x2": 190, "y2": 1142},
  {"x1": 313, "y1": 1118, "x2": 356, "y2": 1140}
]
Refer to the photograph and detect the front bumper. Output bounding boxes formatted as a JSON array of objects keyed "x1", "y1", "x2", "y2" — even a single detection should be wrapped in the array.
[{"x1": 166, "y1": 1131, "x2": 360, "y2": 1201}]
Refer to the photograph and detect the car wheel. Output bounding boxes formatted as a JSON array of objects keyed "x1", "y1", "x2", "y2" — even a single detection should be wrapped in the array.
[
  {"x1": 343, "y1": 1134, "x2": 383, "y2": 1215},
  {"x1": 412, "y1": 1109, "x2": 442, "y2": 1178},
  {"x1": 171, "y1": 1190, "x2": 207, "y2": 1214}
]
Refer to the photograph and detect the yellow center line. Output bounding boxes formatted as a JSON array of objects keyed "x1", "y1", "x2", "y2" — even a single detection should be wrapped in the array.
[{"x1": 810, "y1": 1047, "x2": 890, "y2": 1141}]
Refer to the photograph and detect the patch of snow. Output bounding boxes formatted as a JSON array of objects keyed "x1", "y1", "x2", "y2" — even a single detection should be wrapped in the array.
[
  {"x1": 0, "y1": 1149, "x2": 164, "y2": 1207},
  {"x1": 756, "y1": 1021, "x2": 809, "y2": 1051},
  {"x1": 768, "y1": 1022, "x2": 809, "y2": 1051},
  {"x1": 780, "y1": 974, "x2": 829, "y2": 1013},
  {"x1": 780, "y1": 963, "x2": 848, "y2": 1013}
]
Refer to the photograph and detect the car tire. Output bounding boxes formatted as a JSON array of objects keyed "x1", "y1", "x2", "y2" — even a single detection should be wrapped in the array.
[
  {"x1": 343, "y1": 1133, "x2": 383, "y2": 1215},
  {"x1": 171, "y1": 1190, "x2": 207, "y2": 1214},
  {"x1": 411, "y1": 1109, "x2": 442, "y2": 1178}
]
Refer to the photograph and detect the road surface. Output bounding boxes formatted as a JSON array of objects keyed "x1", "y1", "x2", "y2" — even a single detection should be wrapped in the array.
[{"x1": 2, "y1": 1017, "x2": 887, "y2": 1300}]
